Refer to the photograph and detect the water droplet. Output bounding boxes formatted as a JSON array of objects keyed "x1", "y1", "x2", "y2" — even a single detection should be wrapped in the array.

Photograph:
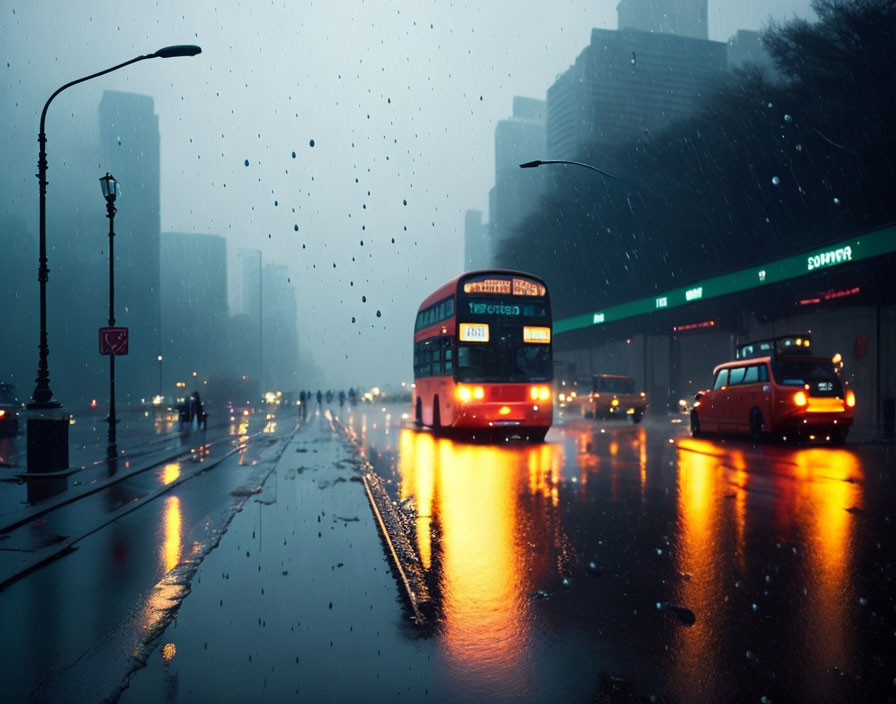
[
  {"x1": 362, "y1": 295, "x2": 366, "y2": 302},
  {"x1": 795, "y1": 144, "x2": 802, "y2": 151},
  {"x1": 833, "y1": 197, "x2": 840, "y2": 205},
  {"x1": 376, "y1": 310, "x2": 382, "y2": 317},
  {"x1": 771, "y1": 176, "x2": 780, "y2": 185},
  {"x1": 351, "y1": 317, "x2": 355, "y2": 323},
  {"x1": 291, "y1": 151, "x2": 296, "y2": 158},
  {"x1": 244, "y1": 159, "x2": 250, "y2": 167},
  {"x1": 784, "y1": 114, "x2": 792, "y2": 122},
  {"x1": 294, "y1": 224, "x2": 299, "y2": 231},
  {"x1": 309, "y1": 139, "x2": 315, "y2": 147},
  {"x1": 402, "y1": 199, "x2": 407, "y2": 206},
  {"x1": 274, "y1": 200, "x2": 279, "y2": 206}
]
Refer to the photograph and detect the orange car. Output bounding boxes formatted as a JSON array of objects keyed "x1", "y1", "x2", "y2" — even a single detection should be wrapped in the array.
[{"x1": 588, "y1": 375, "x2": 647, "y2": 423}]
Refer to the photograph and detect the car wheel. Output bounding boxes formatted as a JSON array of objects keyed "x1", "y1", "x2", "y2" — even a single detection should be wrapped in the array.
[
  {"x1": 690, "y1": 410, "x2": 701, "y2": 437},
  {"x1": 749, "y1": 408, "x2": 764, "y2": 443}
]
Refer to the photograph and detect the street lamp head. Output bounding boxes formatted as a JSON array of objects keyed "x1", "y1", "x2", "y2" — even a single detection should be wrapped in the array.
[
  {"x1": 519, "y1": 160, "x2": 543, "y2": 169},
  {"x1": 153, "y1": 45, "x2": 202, "y2": 58},
  {"x1": 99, "y1": 172, "x2": 118, "y2": 203}
]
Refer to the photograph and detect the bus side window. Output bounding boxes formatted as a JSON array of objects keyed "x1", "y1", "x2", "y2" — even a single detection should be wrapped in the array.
[
  {"x1": 759, "y1": 364, "x2": 769, "y2": 382},
  {"x1": 446, "y1": 298, "x2": 455, "y2": 317},
  {"x1": 432, "y1": 342, "x2": 443, "y2": 376},
  {"x1": 743, "y1": 366, "x2": 759, "y2": 384},
  {"x1": 713, "y1": 369, "x2": 729, "y2": 390},
  {"x1": 443, "y1": 337, "x2": 453, "y2": 374}
]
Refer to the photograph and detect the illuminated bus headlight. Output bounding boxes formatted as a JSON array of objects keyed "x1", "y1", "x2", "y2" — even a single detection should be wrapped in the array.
[
  {"x1": 845, "y1": 390, "x2": 856, "y2": 408},
  {"x1": 611, "y1": 398, "x2": 620, "y2": 407},
  {"x1": 793, "y1": 391, "x2": 808, "y2": 407}
]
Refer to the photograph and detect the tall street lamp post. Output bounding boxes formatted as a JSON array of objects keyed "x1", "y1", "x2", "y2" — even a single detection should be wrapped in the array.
[
  {"x1": 26, "y1": 45, "x2": 201, "y2": 473},
  {"x1": 100, "y1": 173, "x2": 119, "y2": 446}
]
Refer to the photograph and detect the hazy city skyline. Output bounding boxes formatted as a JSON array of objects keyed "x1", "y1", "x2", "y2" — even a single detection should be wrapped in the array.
[{"x1": 2, "y1": 0, "x2": 814, "y2": 388}]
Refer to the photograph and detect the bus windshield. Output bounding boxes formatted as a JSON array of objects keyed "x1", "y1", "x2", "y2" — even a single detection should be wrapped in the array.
[
  {"x1": 771, "y1": 358, "x2": 843, "y2": 397},
  {"x1": 457, "y1": 340, "x2": 551, "y2": 383}
]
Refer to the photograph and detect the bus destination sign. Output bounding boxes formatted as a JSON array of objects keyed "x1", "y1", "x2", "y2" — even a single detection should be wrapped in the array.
[{"x1": 463, "y1": 277, "x2": 546, "y2": 296}]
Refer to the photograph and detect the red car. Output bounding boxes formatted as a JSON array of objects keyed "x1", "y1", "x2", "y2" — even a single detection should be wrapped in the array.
[{"x1": 690, "y1": 335, "x2": 855, "y2": 443}]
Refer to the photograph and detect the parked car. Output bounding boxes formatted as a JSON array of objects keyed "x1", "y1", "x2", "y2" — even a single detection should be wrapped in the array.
[{"x1": 0, "y1": 383, "x2": 23, "y2": 435}]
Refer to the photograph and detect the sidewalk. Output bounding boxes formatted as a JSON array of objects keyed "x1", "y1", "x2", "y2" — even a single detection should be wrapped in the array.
[
  {"x1": 119, "y1": 408, "x2": 437, "y2": 702},
  {"x1": 0, "y1": 409, "x2": 224, "y2": 529}
]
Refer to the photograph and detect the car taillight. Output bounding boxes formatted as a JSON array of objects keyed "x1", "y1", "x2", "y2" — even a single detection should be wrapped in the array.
[
  {"x1": 0, "y1": 409, "x2": 6, "y2": 419},
  {"x1": 793, "y1": 391, "x2": 808, "y2": 407},
  {"x1": 846, "y1": 390, "x2": 856, "y2": 408}
]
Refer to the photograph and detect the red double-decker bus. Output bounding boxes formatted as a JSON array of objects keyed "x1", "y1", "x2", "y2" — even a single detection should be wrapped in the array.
[{"x1": 412, "y1": 269, "x2": 553, "y2": 441}]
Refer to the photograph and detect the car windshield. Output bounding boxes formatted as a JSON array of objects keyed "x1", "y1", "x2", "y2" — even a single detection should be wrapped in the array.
[{"x1": 594, "y1": 377, "x2": 635, "y2": 394}]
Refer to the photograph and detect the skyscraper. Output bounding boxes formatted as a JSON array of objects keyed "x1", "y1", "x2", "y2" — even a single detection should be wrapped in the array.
[
  {"x1": 160, "y1": 232, "x2": 228, "y2": 389},
  {"x1": 490, "y1": 97, "x2": 547, "y2": 256},
  {"x1": 98, "y1": 91, "x2": 161, "y2": 402},
  {"x1": 546, "y1": 27, "x2": 726, "y2": 160},
  {"x1": 617, "y1": 0, "x2": 708, "y2": 40}
]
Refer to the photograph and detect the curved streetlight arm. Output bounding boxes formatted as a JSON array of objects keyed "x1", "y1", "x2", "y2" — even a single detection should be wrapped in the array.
[{"x1": 519, "y1": 159, "x2": 635, "y2": 186}]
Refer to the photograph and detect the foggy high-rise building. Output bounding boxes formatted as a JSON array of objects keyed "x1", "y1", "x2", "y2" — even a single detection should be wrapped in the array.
[
  {"x1": 261, "y1": 263, "x2": 299, "y2": 392},
  {"x1": 160, "y1": 232, "x2": 228, "y2": 390},
  {"x1": 98, "y1": 90, "x2": 161, "y2": 402},
  {"x1": 546, "y1": 27, "x2": 726, "y2": 160},
  {"x1": 490, "y1": 97, "x2": 547, "y2": 262},
  {"x1": 238, "y1": 248, "x2": 262, "y2": 318},
  {"x1": 617, "y1": 0, "x2": 708, "y2": 40},
  {"x1": 464, "y1": 209, "x2": 490, "y2": 271}
]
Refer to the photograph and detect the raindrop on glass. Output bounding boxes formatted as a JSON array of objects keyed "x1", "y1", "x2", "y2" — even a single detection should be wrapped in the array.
[
  {"x1": 402, "y1": 199, "x2": 407, "y2": 206},
  {"x1": 784, "y1": 114, "x2": 792, "y2": 122},
  {"x1": 771, "y1": 176, "x2": 780, "y2": 186},
  {"x1": 376, "y1": 310, "x2": 382, "y2": 318},
  {"x1": 294, "y1": 224, "x2": 299, "y2": 231},
  {"x1": 309, "y1": 139, "x2": 315, "y2": 147},
  {"x1": 291, "y1": 151, "x2": 296, "y2": 158},
  {"x1": 833, "y1": 197, "x2": 840, "y2": 205},
  {"x1": 244, "y1": 159, "x2": 250, "y2": 167},
  {"x1": 362, "y1": 295, "x2": 366, "y2": 302}
]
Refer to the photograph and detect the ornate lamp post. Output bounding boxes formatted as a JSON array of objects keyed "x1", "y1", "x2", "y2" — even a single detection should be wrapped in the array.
[
  {"x1": 100, "y1": 173, "x2": 119, "y2": 446},
  {"x1": 26, "y1": 45, "x2": 201, "y2": 473}
]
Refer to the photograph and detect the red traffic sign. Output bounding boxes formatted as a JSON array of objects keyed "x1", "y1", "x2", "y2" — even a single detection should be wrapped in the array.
[{"x1": 99, "y1": 327, "x2": 129, "y2": 355}]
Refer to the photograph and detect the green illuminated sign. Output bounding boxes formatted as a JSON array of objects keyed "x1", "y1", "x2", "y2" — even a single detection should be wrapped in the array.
[{"x1": 555, "y1": 225, "x2": 896, "y2": 335}]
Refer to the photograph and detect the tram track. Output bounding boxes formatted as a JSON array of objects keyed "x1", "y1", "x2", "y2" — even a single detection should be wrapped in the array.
[{"x1": 0, "y1": 416, "x2": 298, "y2": 592}]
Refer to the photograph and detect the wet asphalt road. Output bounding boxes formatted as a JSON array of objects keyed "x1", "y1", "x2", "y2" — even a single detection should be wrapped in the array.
[
  {"x1": 345, "y1": 404, "x2": 896, "y2": 703},
  {"x1": 2, "y1": 404, "x2": 894, "y2": 702}
]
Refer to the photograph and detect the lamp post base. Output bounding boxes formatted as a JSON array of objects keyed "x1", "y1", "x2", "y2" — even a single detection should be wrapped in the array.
[{"x1": 26, "y1": 411, "x2": 70, "y2": 474}]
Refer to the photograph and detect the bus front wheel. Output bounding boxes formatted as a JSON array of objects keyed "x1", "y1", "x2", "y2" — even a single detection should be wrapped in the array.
[{"x1": 432, "y1": 396, "x2": 441, "y2": 430}]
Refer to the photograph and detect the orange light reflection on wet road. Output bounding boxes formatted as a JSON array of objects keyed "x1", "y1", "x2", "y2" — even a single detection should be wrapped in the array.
[{"x1": 395, "y1": 429, "x2": 564, "y2": 700}]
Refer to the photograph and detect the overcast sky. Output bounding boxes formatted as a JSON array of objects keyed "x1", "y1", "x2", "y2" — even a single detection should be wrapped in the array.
[{"x1": 2, "y1": 0, "x2": 814, "y2": 387}]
